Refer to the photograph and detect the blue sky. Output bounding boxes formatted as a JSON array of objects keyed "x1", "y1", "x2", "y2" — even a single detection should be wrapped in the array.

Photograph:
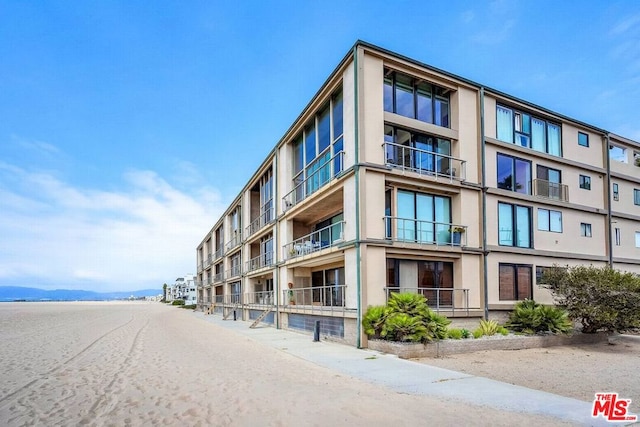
[{"x1": 1, "y1": 1, "x2": 639, "y2": 292}]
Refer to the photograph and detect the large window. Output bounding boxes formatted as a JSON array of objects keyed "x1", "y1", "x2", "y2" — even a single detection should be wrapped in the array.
[
  {"x1": 580, "y1": 223, "x2": 592, "y2": 237},
  {"x1": 384, "y1": 125, "x2": 452, "y2": 175},
  {"x1": 384, "y1": 69, "x2": 450, "y2": 127},
  {"x1": 497, "y1": 153, "x2": 531, "y2": 194},
  {"x1": 496, "y1": 105, "x2": 561, "y2": 156},
  {"x1": 395, "y1": 190, "x2": 451, "y2": 244},
  {"x1": 291, "y1": 89, "x2": 344, "y2": 202},
  {"x1": 538, "y1": 208, "x2": 562, "y2": 232},
  {"x1": 498, "y1": 202, "x2": 532, "y2": 248},
  {"x1": 387, "y1": 259, "x2": 454, "y2": 307},
  {"x1": 536, "y1": 165, "x2": 564, "y2": 200},
  {"x1": 499, "y1": 264, "x2": 532, "y2": 301},
  {"x1": 311, "y1": 267, "x2": 345, "y2": 307}
]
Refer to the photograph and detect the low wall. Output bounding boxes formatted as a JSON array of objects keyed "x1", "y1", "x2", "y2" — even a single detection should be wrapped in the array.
[{"x1": 367, "y1": 333, "x2": 609, "y2": 359}]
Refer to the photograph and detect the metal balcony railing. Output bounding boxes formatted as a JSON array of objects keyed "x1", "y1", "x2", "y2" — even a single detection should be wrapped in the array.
[
  {"x1": 533, "y1": 178, "x2": 569, "y2": 202},
  {"x1": 245, "y1": 206, "x2": 275, "y2": 238},
  {"x1": 203, "y1": 254, "x2": 213, "y2": 268},
  {"x1": 226, "y1": 232, "x2": 242, "y2": 251},
  {"x1": 384, "y1": 287, "x2": 470, "y2": 314},
  {"x1": 383, "y1": 142, "x2": 466, "y2": 181},
  {"x1": 244, "y1": 290, "x2": 275, "y2": 306},
  {"x1": 283, "y1": 221, "x2": 345, "y2": 260},
  {"x1": 245, "y1": 252, "x2": 274, "y2": 273},
  {"x1": 282, "y1": 151, "x2": 344, "y2": 211},
  {"x1": 214, "y1": 247, "x2": 224, "y2": 260},
  {"x1": 283, "y1": 284, "x2": 346, "y2": 309},
  {"x1": 226, "y1": 265, "x2": 241, "y2": 279},
  {"x1": 213, "y1": 271, "x2": 224, "y2": 283},
  {"x1": 384, "y1": 216, "x2": 467, "y2": 246}
]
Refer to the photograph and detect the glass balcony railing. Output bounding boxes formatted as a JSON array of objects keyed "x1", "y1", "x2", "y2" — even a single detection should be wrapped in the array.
[
  {"x1": 533, "y1": 179, "x2": 569, "y2": 202},
  {"x1": 245, "y1": 206, "x2": 275, "y2": 238},
  {"x1": 384, "y1": 216, "x2": 467, "y2": 246},
  {"x1": 225, "y1": 232, "x2": 242, "y2": 251},
  {"x1": 283, "y1": 221, "x2": 345, "y2": 260},
  {"x1": 245, "y1": 252, "x2": 274, "y2": 273},
  {"x1": 283, "y1": 151, "x2": 344, "y2": 211},
  {"x1": 382, "y1": 142, "x2": 466, "y2": 181}
]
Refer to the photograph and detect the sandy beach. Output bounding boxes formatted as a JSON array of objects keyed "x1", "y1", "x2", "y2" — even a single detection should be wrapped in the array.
[{"x1": 0, "y1": 302, "x2": 635, "y2": 426}]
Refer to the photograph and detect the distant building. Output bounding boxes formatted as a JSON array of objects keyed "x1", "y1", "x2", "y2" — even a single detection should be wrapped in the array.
[
  {"x1": 169, "y1": 275, "x2": 197, "y2": 304},
  {"x1": 196, "y1": 40, "x2": 640, "y2": 347}
]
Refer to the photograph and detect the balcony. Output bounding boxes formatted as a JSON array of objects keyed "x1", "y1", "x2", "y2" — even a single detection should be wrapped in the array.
[
  {"x1": 213, "y1": 271, "x2": 224, "y2": 283},
  {"x1": 244, "y1": 290, "x2": 275, "y2": 307},
  {"x1": 226, "y1": 232, "x2": 242, "y2": 252},
  {"x1": 283, "y1": 151, "x2": 344, "y2": 211},
  {"x1": 245, "y1": 207, "x2": 275, "y2": 239},
  {"x1": 533, "y1": 179, "x2": 569, "y2": 202},
  {"x1": 214, "y1": 247, "x2": 224, "y2": 260},
  {"x1": 203, "y1": 254, "x2": 213, "y2": 269},
  {"x1": 226, "y1": 265, "x2": 241, "y2": 279},
  {"x1": 383, "y1": 142, "x2": 466, "y2": 181},
  {"x1": 384, "y1": 216, "x2": 467, "y2": 246},
  {"x1": 384, "y1": 287, "x2": 470, "y2": 314},
  {"x1": 245, "y1": 252, "x2": 274, "y2": 273},
  {"x1": 283, "y1": 284, "x2": 346, "y2": 310},
  {"x1": 283, "y1": 221, "x2": 345, "y2": 260}
]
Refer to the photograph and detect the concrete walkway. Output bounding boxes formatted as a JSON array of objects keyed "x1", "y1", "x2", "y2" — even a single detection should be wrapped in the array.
[{"x1": 195, "y1": 312, "x2": 630, "y2": 426}]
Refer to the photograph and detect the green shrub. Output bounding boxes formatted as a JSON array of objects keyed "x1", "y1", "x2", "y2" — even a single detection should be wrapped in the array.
[
  {"x1": 181, "y1": 304, "x2": 197, "y2": 309},
  {"x1": 460, "y1": 328, "x2": 471, "y2": 339},
  {"x1": 542, "y1": 265, "x2": 640, "y2": 333},
  {"x1": 478, "y1": 319, "x2": 500, "y2": 336},
  {"x1": 506, "y1": 299, "x2": 572, "y2": 335},
  {"x1": 362, "y1": 292, "x2": 451, "y2": 343},
  {"x1": 472, "y1": 328, "x2": 484, "y2": 339},
  {"x1": 381, "y1": 313, "x2": 428, "y2": 342},
  {"x1": 447, "y1": 328, "x2": 463, "y2": 340},
  {"x1": 171, "y1": 300, "x2": 185, "y2": 306},
  {"x1": 362, "y1": 306, "x2": 388, "y2": 339}
]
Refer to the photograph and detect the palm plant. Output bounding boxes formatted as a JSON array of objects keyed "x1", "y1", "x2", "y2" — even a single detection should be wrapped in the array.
[
  {"x1": 362, "y1": 305, "x2": 388, "y2": 339},
  {"x1": 381, "y1": 313, "x2": 428, "y2": 342}
]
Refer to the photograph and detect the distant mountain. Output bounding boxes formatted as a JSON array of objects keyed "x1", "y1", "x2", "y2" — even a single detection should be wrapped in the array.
[{"x1": 0, "y1": 286, "x2": 161, "y2": 302}]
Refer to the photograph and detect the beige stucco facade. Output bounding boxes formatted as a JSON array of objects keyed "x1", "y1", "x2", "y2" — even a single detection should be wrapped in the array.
[{"x1": 195, "y1": 41, "x2": 640, "y2": 348}]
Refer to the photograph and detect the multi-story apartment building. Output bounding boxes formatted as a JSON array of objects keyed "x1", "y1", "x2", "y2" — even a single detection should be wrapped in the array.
[
  {"x1": 169, "y1": 275, "x2": 197, "y2": 304},
  {"x1": 196, "y1": 41, "x2": 640, "y2": 348}
]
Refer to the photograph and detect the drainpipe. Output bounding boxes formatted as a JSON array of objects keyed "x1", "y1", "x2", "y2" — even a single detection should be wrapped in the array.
[
  {"x1": 480, "y1": 87, "x2": 489, "y2": 320},
  {"x1": 353, "y1": 45, "x2": 362, "y2": 348},
  {"x1": 605, "y1": 134, "x2": 613, "y2": 268},
  {"x1": 274, "y1": 150, "x2": 280, "y2": 328}
]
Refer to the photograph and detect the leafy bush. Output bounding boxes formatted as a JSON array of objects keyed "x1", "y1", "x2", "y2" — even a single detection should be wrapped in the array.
[
  {"x1": 447, "y1": 328, "x2": 463, "y2": 339},
  {"x1": 472, "y1": 328, "x2": 484, "y2": 339},
  {"x1": 506, "y1": 299, "x2": 572, "y2": 334},
  {"x1": 181, "y1": 304, "x2": 197, "y2": 310},
  {"x1": 472, "y1": 319, "x2": 509, "y2": 338},
  {"x1": 460, "y1": 328, "x2": 471, "y2": 339},
  {"x1": 362, "y1": 292, "x2": 450, "y2": 343},
  {"x1": 542, "y1": 265, "x2": 640, "y2": 333},
  {"x1": 171, "y1": 300, "x2": 185, "y2": 306},
  {"x1": 382, "y1": 313, "x2": 428, "y2": 342},
  {"x1": 362, "y1": 306, "x2": 388, "y2": 339}
]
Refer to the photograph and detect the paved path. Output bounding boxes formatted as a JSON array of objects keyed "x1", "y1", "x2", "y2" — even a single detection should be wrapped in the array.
[{"x1": 196, "y1": 311, "x2": 624, "y2": 427}]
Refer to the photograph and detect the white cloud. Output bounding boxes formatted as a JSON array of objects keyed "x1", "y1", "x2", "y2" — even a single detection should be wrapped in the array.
[
  {"x1": 0, "y1": 163, "x2": 225, "y2": 292},
  {"x1": 609, "y1": 13, "x2": 640, "y2": 36}
]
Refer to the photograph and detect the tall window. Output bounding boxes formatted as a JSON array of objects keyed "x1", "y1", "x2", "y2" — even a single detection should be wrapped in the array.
[
  {"x1": 384, "y1": 69, "x2": 450, "y2": 127},
  {"x1": 499, "y1": 264, "x2": 533, "y2": 301},
  {"x1": 634, "y1": 189, "x2": 640, "y2": 206},
  {"x1": 615, "y1": 227, "x2": 621, "y2": 246},
  {"x1": 291, "y1": 89, "x2": 344, "y2": 203},
  {"x1": 499, "y1": 202, "x2": 532, "y2": 248},
  {"x1": 385, "y1": 125, "x2": 452, "y2": 175},
  {"x1": 395, "y1": 190, "x2": 451, "y2": 244},
  {"x1": 636, "y1": 232, "x2": 640, "y2": 248},
  {"x1": 260, "y1": 169, "x2": 273, "y2": 223},
  {"x1": 536, "y1": 165, "x2": 564, "y2": 200},
  {"x1": 613, "y1": 183, "x2": 619, "y2": 201},
  {"x1": 497, "y1": 153, "x2": 531, "y2": 194},
  {"x1": 580, "y1": 223, "x2": 592, "y2": 237},
  {"x1": 496, "y1": 105, "x2": 561, "y2": 156},
  {"x1": 579, "y1": 175, "x2": 591, "y2": 190},
  {"x1": 538, "y1": 208, "x2": 562, "y2": 233}
]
